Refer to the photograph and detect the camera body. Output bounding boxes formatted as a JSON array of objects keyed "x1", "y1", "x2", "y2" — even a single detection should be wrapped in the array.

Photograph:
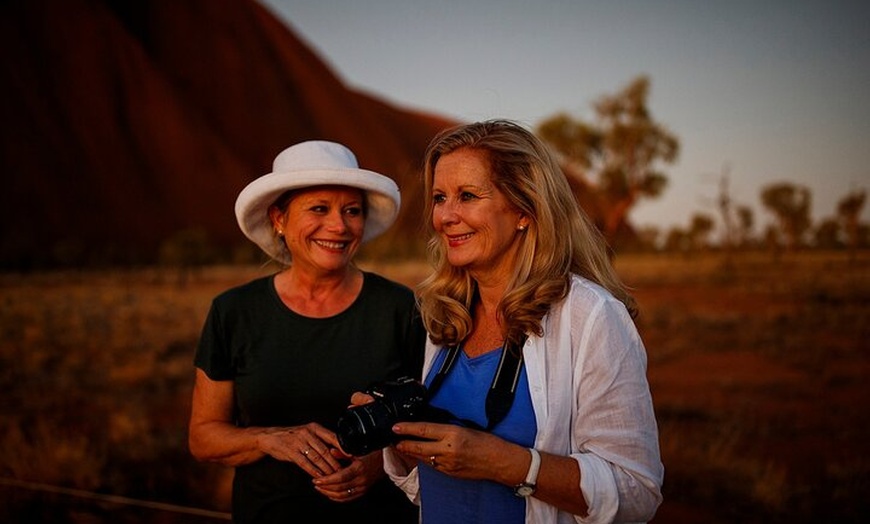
[{"x1": 336, "y1": 376, "x2": 428, "y2": 456}]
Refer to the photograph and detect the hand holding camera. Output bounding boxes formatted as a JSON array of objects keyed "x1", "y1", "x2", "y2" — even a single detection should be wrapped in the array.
[{"x1": 337, "y1": 377, "x2": 431, "y2": 456}]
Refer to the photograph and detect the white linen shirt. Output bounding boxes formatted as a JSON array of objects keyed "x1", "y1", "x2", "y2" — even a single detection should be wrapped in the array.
[{"x1": 384, "y1": 274, "x2": 664, "y2": 523}]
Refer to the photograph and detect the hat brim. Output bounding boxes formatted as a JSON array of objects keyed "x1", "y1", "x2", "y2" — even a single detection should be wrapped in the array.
[{"x1": 234, "y1": 168, "x2": 400, "y2": 264}]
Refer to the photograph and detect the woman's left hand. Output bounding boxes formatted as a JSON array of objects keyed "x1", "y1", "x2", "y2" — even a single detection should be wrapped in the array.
[{"x1": 312, "y1": 449, "x2": 385, "y2": 502}]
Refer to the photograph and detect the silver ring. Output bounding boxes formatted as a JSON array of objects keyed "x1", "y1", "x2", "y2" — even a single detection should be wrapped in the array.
[
  {"x1": 302, "y1": 448, "x2": 310, "y2": 456},
  {"x1": 429, "y1": 455, "x2": 437, "y2": 467}
]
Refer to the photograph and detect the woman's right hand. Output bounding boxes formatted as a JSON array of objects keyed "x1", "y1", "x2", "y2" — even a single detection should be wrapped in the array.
[{"x1": 257, "y1": 422, "x2": 345, "y2": 478}]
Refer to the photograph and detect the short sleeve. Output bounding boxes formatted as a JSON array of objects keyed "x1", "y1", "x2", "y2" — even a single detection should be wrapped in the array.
[{"x1": 193, "y1": 301, "x2": 235, "y2": 381}]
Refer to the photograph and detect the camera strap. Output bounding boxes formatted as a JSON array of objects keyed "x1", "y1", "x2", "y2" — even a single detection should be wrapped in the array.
[{"x1": 426, "y1": 335, "x2": 527, "y2": 432}]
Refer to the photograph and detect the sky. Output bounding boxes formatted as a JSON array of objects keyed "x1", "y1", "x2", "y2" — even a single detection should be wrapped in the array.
[{"x1": 259, "y1": 0, "x2": 870, "y2": 237}]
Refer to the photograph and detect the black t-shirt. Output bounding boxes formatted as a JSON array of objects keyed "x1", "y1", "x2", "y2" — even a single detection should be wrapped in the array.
[{"x1": 195, "y1": 271, "x2": 425, "y2": 523}]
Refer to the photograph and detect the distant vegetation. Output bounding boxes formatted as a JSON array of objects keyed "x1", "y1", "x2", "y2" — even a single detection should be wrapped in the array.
[
  {"x1": 33, "y1": 178, "x2": 866, "y2": 275},
  {"x1": 538, "y1": 75, "x2": 679, "y2": 245},
  {"x1": 536, "y1": 76, "x2": 868, "y2": 255}
]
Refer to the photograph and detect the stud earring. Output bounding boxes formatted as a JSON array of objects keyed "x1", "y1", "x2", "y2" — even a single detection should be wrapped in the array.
[
  {"x1": 277, "y1": 230, "x2": 284, "y2": 237},
  {"x1": 518, "y1": 224, "x2": 527, "y2": 231}
]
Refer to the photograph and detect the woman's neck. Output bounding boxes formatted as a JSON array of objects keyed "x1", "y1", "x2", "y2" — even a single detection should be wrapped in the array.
[
  {"x1": 274, "y1": 266, "x2": 363, "y2": 318},
  {"x1": 463, "y1": 299, "x2": 505, "y2": 358}
]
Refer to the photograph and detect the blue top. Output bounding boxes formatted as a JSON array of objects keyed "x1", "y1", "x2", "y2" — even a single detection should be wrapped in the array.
[{"x1": 420, "y1": 346, "x2": 538, "y2": 524}]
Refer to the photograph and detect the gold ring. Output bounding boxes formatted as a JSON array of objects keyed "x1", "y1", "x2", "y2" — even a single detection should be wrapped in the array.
[{"x1": 429, "y1": 455, "x2": 437, "y2": 467}]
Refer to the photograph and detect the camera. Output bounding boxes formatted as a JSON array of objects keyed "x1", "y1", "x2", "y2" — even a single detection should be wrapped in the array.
[{"x1": 336, "y1": 376, "x2": 429, "y2": 456}]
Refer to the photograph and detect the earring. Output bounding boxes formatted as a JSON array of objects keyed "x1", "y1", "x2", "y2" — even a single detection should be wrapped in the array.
[
  {"x1": 518, "y1": 224, "x2": 527, "y2": 231},
  {"x1": 277, "y1": 230, "x2": 284, "y2": 237}
]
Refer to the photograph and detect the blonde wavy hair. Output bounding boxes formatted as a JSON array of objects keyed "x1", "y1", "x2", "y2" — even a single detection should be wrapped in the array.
[{"x1": 416, "y1": 119, "x2": 637, "y2": 350}]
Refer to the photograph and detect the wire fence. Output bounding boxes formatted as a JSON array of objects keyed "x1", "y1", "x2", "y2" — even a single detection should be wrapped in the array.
[{"x1": 0, "y1": 477, "x2": 231, "y2": 521}]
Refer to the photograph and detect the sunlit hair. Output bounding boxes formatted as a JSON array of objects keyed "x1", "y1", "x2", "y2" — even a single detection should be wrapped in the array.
[{"x1": 417, "y1": 119, "x2": 637, "y2": 349}]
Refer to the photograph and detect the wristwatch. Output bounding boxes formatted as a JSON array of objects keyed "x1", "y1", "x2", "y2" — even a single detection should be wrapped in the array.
[{"x1": 514, "y1": 448, "x2": 541, "y2": 497}]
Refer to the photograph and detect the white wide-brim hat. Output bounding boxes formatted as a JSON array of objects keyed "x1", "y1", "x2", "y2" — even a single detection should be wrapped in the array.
[{"x1": 235, "y1": 140, "x2": 401, "y2": 264}]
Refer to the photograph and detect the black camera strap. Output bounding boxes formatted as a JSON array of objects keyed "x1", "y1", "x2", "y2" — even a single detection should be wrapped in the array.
[{"x1": 426, "y1": 335, "x2": 528, "y2": 432}]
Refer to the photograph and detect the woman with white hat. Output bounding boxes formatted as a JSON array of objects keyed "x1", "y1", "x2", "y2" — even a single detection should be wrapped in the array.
[{"x1": 188, "y1": 141, "x2": 424, "y2": 523}]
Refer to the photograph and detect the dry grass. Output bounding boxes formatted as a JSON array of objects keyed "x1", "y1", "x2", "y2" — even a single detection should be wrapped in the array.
[
  {"x1": 617, "y1": 250, "x2": 870, "y2": 523},
  {"x1": 1, "y1": 251, "x2": 868, "y2": 522}
]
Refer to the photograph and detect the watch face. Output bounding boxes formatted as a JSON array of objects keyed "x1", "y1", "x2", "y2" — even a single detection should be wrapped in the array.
[{"x1": 514, "y1": 483, "x2": 536, "y2": 497}]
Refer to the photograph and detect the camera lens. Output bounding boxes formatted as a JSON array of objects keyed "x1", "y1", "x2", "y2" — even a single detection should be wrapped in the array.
[
  {"x1": 336, "y1": 402, "x2": 398, "y2": 456},
  {"x1": 335, "y1": 377, "x2": 428, "y2": 456}
]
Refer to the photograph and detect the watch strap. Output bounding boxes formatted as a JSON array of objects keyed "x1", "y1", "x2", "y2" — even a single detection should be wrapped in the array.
[{"x1": 514, "y1": 448, "x2": 541, "y2": 497}]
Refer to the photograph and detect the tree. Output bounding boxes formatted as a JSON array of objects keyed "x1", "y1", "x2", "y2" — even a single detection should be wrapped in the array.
[
  {"x1": 688, "y1": 213, "x2": 715, "y2": 250},
  {"x1": 536, "y1": 113, "x2": 600, "y2": 176},
  {"x1": 837, "y1": 189, "x2": 866, "y2": 251},
  {"x1": 760, "y1": 183, "x2": 812, "y2": 250},
  {"x1": 814, "y1": 218, "x2": 842, "y2": 249},
  {"x1": 664, "y1": 227, "x2": 690, "y2": 253},
  {"x1": 736, "y1": 205, "x2": 754, "y2": 248},
  {"x1": 636, "y1": 225, "x2": 661, "y2": 251},
  {"x1": 537, "y1": 76, "x2": 679, "y2": 244},
  {"x1": 714, "y1": 164, "x2": 735, "y2": 248}
]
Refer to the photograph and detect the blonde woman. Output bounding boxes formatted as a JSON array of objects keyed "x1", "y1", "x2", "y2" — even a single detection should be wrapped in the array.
[{"x1": 357, "y1": 120, "x2": 663, "y2": 523}]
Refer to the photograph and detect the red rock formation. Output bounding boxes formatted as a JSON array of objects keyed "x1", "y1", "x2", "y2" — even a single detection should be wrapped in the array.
[{"x1": 0, "y1": 0, "x2": 455, "y2": 267}]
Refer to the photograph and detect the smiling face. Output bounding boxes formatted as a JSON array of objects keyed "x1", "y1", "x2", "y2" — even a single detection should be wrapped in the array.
[
  {"x1": 269, "y1": 185, "x2": 366, "y2": 274},
  {"x1": 431, "y1": 148, "x2": 528, "y2": 281}
]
